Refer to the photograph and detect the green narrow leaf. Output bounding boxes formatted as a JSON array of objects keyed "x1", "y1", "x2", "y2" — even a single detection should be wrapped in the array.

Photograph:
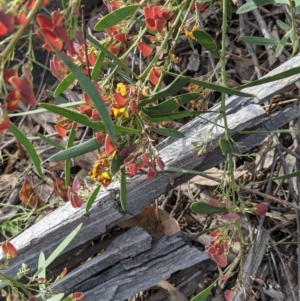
[
  {"x1": 86, "y1": 185, "x2": 101, "y2": 213},
  {"x1": 292, "y1": 37, "x2": 299, "y2": 57},
  {"x1": 144, "y1": 93, "x2": 200, "y2": 114},
  {"x1": 37, "y1": 133, "x2": 65, "y2": 150},
  {"x1": 276, "y1": 31, "x2": 291, "y2": 57},
  {"x1": 45, "y1": 294, "x2": 65, "y2": 301},
  {"x1": 238, "y1": 65, "x2": 300, "y2": 89},
  {"x1": 39, "y1": 103, "x2": 140, "y2": 135},
  {"x1": 190, "y1": 202, "x2": 227, "y2": 215},
  {"x1": 192, "y1": 225, "x2": 222, "y2": 240},
  {"x1": 193, "y1": 31, "x2": 220, "y2": 58},
  {"x1": 276, "y1": 20, "x2": 291, "y2": 31},
  {"x1": 164, "y1": 165, "x2": 208, "y2": 175},
  {"x1": 65, "y1": 123, "x2": 76, "y2": 186},
  {"x1": 120, "y1": 171, "x2": 127, "y2": 211},
  {"x1": 267, "y1": 170, "x2": 300, "y2": 181},
  {"x1": 139, "y1": 77, "x2": 190, "y2": 106},
  {"x1": 227, "y1": 0, "x2": 232, "y2": 19},
  {"x1": 33, "y1": 223, "x2": 82, "y2": 279},
  {"x1": 53, "y1": 73, "x2": 76, "y2": 97},
  {"x1": 94, "y1": 5, "x2": 139, "y2": 31},
  {"x1": 10, "y1": 99, "x2": 85, "y2": 117},
  {"x1": 87, "y1": 33, "x2": 136, "y2": 76},
  {"x1": 39, "y1": 103, "x2": 106, "y2": 131},
  {"x1": 9, "y1": 123, "x2": 43, "y2": 177},
  {"x1": 219, "y1": 138, "x2": 232, "y2": 155},
  {"x1": 50, "y1": 44, "x2": 116, "y2": 143},
  {"x1": 61, "y1": 0, "x2": 68, "y2": 9},
  {"x1": 239, "y1": 36, "x2": 278, "y2": 46},
  {"x1": 49, "y1": 138, "x2": 100, "y2": 162},
  {"x1": 110, "y1": 156, "x2": 123, "y2": 174},
  {"x1": 37, "y1": 252, "x2": 46, "y2": 291},
  {"x1": 114, "y1": 125, "x2": 140, "y2": 134},
  {"x1": 147, "y1": 110, "x2": 208, "y2": 122},
  {"x1": 296, "y1": 0, "x2": 300, "y2": 14},
  {"x1": 237, "y1": 0, "x2": 288, "y2": 14},
  {"x1": 37, "y1": 252, "x2": 46, "y2": 278},
  {"x1": 150, "y1": 127, "x2": 184, "y2": 138},
  {"x1": 91, "y1": 50, "x2": 106, "y2": 81},
  {"x1": 46, "y1": 90, "x2": 68, "y2": 103},
  {"x1": 165, "y1": 72, "x2": 253, "y2": 97}
]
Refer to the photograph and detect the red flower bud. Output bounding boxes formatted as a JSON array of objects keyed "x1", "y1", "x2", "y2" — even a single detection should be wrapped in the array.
[
  {"x1": 254, "y1": 202, "x2": 268, "y2": 216},
  {"x1": 2, "y1": 241, "x2": 17, "y2": 258}
]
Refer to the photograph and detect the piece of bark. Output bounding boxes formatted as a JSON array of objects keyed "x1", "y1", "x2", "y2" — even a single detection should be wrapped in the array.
[
  {"x1": 65, "y1": 231, "x2": 207, "y2": 301},
  {"x1": 52, "y1": 227, "x2": 152, "y2": 293}
]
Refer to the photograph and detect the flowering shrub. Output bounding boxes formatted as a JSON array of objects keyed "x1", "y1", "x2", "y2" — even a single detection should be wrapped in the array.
[{"x1": 0, "y1": 0, "x2": 278, "y2": 300}]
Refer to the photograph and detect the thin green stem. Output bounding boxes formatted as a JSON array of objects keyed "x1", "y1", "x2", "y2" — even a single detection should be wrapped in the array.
[
  {"x1": 0, "y1": 271, "x2": 30, "y2": 296},
  {"x1": 288, "y1": 0, "x2": 299, "y2": 57},
  {"x1": 139, "y1": 0, "x2": 194, "y2": 80},
  {"x1": 220, "y1": 0, "x2": 244, "y2": 249},
  {"x1": 120, "y1": 27, "x2": 148, "y2": 61}
]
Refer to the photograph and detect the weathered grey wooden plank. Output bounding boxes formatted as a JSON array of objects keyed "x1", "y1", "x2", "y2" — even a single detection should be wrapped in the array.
[
  {"x1": 1, "y1": 104, "x2": 266, "y2": 278},
  {"x1": 52, "y1": 227, "x2": 153, "y2": 293},
  {"x1": 2, "y1": 53, "x2": 300, "y2": 281},
  {"x1": 157, "y1": 53, "x2": 300, "y2": 150},
  {"x1": 70, "y1": 232, "x2": 207, "y2": 301},
  {"x1": 169, "y1": 105, "x2": 300, "y2": 188}
]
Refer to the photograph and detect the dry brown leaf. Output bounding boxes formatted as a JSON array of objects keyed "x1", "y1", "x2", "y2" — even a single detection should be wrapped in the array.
[
  {"x1": 48, "y1": 161, "x2": 66, "y2": 171},
  {"x1": 4, "y1": 150, "x2": 20, "y2": 174},
  {"x1": 190, "y1": 167, "x2": 247, "y2": 186},
  {"x1": 52, "y1": 177, "x2": 69, "y2": 202},
  {"x1": 158, "y1": 208, "x2": 181, "y2": 236},
  {"x1": 118, "y1": 206, "x2": 180, "y2": 237},
  {"x1": 157, "y1": 281, "x2": 188, "y2": 301},
  {"x1": 19, "y1": 179, "x2": 45, "y2": 209}
]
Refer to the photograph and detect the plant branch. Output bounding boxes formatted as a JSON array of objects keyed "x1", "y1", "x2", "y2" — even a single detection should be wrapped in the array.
[{"x1": 0, "y1": 0, "x2": 45, "y2": 62}]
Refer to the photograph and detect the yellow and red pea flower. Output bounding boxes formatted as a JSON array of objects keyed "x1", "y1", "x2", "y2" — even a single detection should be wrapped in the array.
[
  {"x1": 106, "y1": 24, "x2": 127, "y2": 56},
  {"x1": 36, "y1": 11, "x2": 68, "y2": 52},
  {"x1": 55, "y1": 116, "x2": 76, "y2": 138},
  {"x1": 184, "y1": 24, "x2": 200, "y2": 41},
  {"x1": 115, "y1": 82, "x2": 127, "y2": 96},
  {"x1": 206, "y1": 230, "x2": 229, "y2": 267},
  {"x1": 106, "y1": 25, "x2": 126, "y2": 43},
  {"x1": 137, "y1": 42, "x2": 153, "y2": 57},
  {"x1": 50, "y1": 55, "x2": 71, "y2": 81},
  {"x1": 149, "y1": 67, "x2": 162, "y2": 85},
  {"x1": 66, "y1": 37, "x2": 97, "y2": 68},
  {"x1": 6, "y1": 90, "x2": 19, "y2": 112},
  {"x1": 143, "y1": 5, "x2": 172, "y2": 33},
  {"x1": 0, "y1": 11, "x2": 14, "y2": 36},
  {"x1": 95, "y1": 132, "x2": 116, "y2": 156},
  {"x1": 171, "y1": 53, "x2": 181, "y2": 64},
  {"x1": 14, "y1": 11, "x2": 28, "y2": 26},
  {"x1": 89, "y1": 153, "x2": 113, "y2": 187},
  {"x1": 9, "y1": 75, "x2": 36, "y2": 106}
]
